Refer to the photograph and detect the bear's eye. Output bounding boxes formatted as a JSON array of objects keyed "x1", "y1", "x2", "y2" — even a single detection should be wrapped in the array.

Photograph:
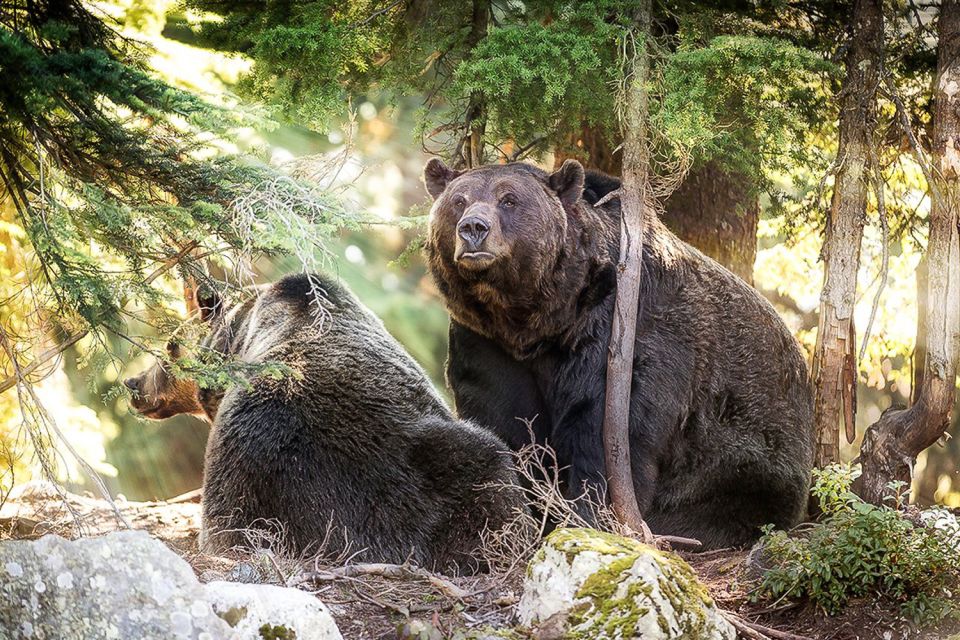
[
  {"x1": 452, "y1": 195, "x2": 467, "y2": 210},
  {"x1": 500, "y1": 195, "x2": 517, "y2": 209}
]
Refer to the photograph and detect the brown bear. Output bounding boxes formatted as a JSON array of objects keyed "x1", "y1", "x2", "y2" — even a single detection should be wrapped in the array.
[
  {"x1": 125, "y1": 272, "x2": 523, "y2": 571},
  {"x1": 424, "y1": 158, "x2": 815, "y2": 549}
]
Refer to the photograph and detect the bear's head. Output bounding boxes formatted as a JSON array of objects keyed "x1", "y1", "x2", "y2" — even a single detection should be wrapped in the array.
[
  {"x1": 424, "y1": 159, "x2": 615, "y2": 355},
  {"x1": 424, "y1": 158, "x2": 584, "y2": 284},
  {"x1": 124, "y1": 287, "x2": 222, "y2": 421}
]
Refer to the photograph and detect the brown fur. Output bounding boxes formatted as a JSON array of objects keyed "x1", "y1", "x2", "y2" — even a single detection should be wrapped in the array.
[
  {"x1": 425, "y1": 159, "x2": 616, "y2": 359},
  {"x1": 125, "y1": 341, "x2": 204, "y2": 420},
  {"x1": 424, "y1": 159, "x2": 814, "y2": 549}
]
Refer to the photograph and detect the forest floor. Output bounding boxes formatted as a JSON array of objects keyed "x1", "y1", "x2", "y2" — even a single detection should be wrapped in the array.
[{"x1": 1, "y1": 483, "x2": 959, "y2": 640}]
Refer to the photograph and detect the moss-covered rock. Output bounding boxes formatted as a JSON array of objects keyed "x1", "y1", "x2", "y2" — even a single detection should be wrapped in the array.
[{"x1": 518, "y1": 528, "x2": 734, "y2": 640}]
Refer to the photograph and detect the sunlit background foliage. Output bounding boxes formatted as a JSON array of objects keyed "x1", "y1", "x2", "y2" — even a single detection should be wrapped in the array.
[{"x1": 0, "y1": 0, "x2": 956, "y2": 507}]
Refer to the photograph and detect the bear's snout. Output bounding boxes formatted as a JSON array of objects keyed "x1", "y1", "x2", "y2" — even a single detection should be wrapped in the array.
[
  {"x1": 457, "y1": 215, "x2": 490, "y2": 250},
  {"x1": 123, "y1": 376, "x2": 141, "y2": 393}
]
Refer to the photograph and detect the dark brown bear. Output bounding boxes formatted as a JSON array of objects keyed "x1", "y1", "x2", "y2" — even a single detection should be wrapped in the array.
[
  {"x1": 424, "y1": 158, "x2": 814, "y2": 549},
  {"x1": 125, "y1": 273, "x2": 523, "y2": 571}
]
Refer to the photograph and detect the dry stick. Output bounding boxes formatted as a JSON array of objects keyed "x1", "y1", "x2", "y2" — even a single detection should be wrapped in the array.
[
  {"x1": 0, "y1": 325, "x2": 85, "y2": 535},
  {"x1": 0, "y1": 331, "x2": 86, "y2": 395},
  {"x1": 508, "y1": 135, "x2": 547, "y2": 162},
  {"x1": 602, "y1": 3, "x2": 654, "y2": 543},
  {"x1": 295, "y1": 562, "x2": 471, "y2": 601},
  {"x1": 723, "y1": 613, "x2": 814, "y2": 640},
  {"x1": 884, "y1": 79, "x2": 939, "y2": 201}
]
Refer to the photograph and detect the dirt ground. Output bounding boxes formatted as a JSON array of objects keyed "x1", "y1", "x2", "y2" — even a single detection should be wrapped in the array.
[{"x1": 2, "y1": 483, "x2": 959, "y2": 640}]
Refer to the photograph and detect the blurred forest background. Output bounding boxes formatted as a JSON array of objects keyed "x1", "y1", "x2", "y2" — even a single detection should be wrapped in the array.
[{"x1": 0, "y1": 0, "x2": 956, "y2": 508}]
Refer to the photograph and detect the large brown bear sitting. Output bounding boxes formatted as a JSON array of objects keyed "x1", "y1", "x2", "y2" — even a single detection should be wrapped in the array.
[
  {"x1": 124, "y1": 273, "x2": 522, "y2": 571},
  {"x1": 424, "y1": 158, "x2": 814, "y2": 549}
]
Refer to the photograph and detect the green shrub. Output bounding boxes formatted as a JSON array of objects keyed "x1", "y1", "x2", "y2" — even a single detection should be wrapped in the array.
[{"x1": 756, "y1": 465, "x2": 960, "y2": 625}]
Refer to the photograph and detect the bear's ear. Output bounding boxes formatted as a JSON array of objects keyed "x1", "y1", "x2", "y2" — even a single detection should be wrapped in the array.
[
  {"x1": 548, "y1": 159, "x2": 586, "y2": 209},
  {"x1": 194, "y1": 286, "x2": 222, "y2": 323},
  {"x1": 423, "y1": 158, "x2": 462, "y2": 200}
]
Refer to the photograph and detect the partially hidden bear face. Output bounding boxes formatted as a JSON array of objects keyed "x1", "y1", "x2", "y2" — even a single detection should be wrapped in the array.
[
  {"x1": 124, "y1": 288, "x2": 222, "y2": 421},
  {"x1": 424, "y1": 159, "x2": 586, "y2": 295},
  {"x1": 124, "y1": 339, "x2": 203, "y2": 420}
]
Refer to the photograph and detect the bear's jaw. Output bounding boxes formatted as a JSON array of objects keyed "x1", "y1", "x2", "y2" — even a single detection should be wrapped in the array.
[{"x1": 446, "y1": 277, "x2": 603, "y2": 360}]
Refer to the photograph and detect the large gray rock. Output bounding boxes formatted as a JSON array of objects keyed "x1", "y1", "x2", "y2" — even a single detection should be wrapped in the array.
[
  {"x1": 518, "y1": 528, "x2": 735, "y2": 640},
  {"x1": 0, "y1": 530, "x2": 341, "y2": 640}
]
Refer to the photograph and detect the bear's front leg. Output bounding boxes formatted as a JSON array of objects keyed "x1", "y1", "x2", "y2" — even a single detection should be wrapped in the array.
[
  {"x1": 546, "y1": 333, "x2": 691, "y2": 526},
  {"x1": 549, "y1": 396, "x2": 662, "y2": 526},
  {"x1": 446, "y1": 320, "x2": 551, "y2": 447}
]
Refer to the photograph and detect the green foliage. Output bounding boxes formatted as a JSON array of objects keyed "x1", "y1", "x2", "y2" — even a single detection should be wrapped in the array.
[
  {"x1": 452, "y1": 2, "x2": 624, "y2": 150},
  {"x1": 185, "y1": 0, "x2": 487, "y2": 133},
  {"x1": 0, "y1": 0, "x2": 359, "y2": 492},
  {"x1": 756, "y1": 465, "x2": 960, "y2": 625},
  {"x1": 658, "y1": 35, "x2": 834, "y2": 185},
  {"x1": 0, "y1": 0, "x2": 354, "y2": 349},
  {"x1": 188, "y1": 0, "x2": 835, "y2": 196}
]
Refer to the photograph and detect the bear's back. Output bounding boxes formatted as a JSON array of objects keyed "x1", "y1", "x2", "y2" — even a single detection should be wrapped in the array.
[
  {"x1": 200, "y1": 273, "x2": 521, "y2": 569},
  {"x1": 226, "y1": 272, "x2": 451, "y2": 423}
]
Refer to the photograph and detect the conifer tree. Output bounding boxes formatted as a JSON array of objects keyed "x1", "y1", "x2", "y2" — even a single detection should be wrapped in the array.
[{"x1": 0, "y1": 0, "x2": 351, "y2": 490}]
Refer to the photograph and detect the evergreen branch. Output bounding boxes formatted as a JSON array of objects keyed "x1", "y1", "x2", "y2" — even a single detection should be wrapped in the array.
[{"x1": 0, "y1": 240, "x2": 199, "y2": 395}]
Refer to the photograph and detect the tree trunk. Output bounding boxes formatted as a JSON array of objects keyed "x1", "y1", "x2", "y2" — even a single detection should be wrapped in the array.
[
  {"x1": 454, "y1": 0, "x2": 490, "y2": 169},
  {"x1": 857, "y1": 0, "x2": 960, "y2": 505},
  {"x1": 554, "y1": 132, "x2": 759, "y2": 283},
  {"x1": 602, "y1": 1, "x2": 653, "y2": 541},
  {"x1": 662, "y1": 162, "x2": 758, "y2": 284},
  {"x1": 554, "y1": 124, "x2": 622, "y2": 175},
  {"x1": 810, "y1": 0, "x2": 884, "y2": 468},
  {"x1": 912, "y1": 256, "x2": 928, "y2": 404}
]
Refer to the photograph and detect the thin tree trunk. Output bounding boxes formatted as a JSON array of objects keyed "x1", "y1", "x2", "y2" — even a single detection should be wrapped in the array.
[
  {"x1": 857, "y1": 0, "x2": 960, "y2": 504},
  {"x1": 456, "y1": 0, "x2": 490, "y2": 169},
  {"x1": 912, "y1": 256, "x2": 928, "y2": 404},
  {"x1": 811, "y1": 0, "x2": 884, "y2": 467},
  {"x1": 603, "y1": 1, "x2": 653, "y2": 541}
]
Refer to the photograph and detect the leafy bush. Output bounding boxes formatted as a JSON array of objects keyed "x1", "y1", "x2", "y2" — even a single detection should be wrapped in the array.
[{"x1": 756, "y1": 465, "x2": 960, "y2": 625}]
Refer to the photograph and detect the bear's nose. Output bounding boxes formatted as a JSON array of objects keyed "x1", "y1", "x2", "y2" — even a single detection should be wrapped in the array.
[
  {"x1": 457, "y1": 215, "x2": 490, "y2": 249},
  {"x1": 123, "y1": 377, "x2": 140, "y2": 393}
]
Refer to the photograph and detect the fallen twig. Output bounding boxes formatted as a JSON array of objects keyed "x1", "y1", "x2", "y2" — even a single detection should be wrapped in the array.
[
  {"x1": 165, "y1": 488, "x2": 202, "y2": 504},
  {"x1": 724, "y1": 612, "x2": 813, "y2": 640},
  {"x1": 656, "y1": 534, "x2": 702, "y2": 549},
  {"x1": 294, "y1": 562, "x2": 471, "y2": 601}
]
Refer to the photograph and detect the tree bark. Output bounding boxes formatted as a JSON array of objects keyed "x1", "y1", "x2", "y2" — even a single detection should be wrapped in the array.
[
  {"x1": 911, "y1": 256, "x2": 928, "y2": 404},
  {"x1": 554, "y1": 123, "x2": 623, "y2": 175},
  {"x1": 662, "y1": 162, "x2": 759, "y2": 284},
  {"x1": 810, "y1": 0, "x2": 884, "y2": 468},
  {"x1": 454, "y1": 0, "x2": 490, "y2": 169},
  {"x1": 554, "y1": 132, "x2": 759, "y2": 283},
  {"x1": 857, "y1": 0, "x2": 960, "y2": 505},
  {"x1": 602, "y1": 1, "x2": 653, "y2": 541}
]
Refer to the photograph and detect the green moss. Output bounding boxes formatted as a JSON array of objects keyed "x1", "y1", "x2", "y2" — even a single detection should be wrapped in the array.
[
  {"x1": 259, "y1": 623, "x2": 297, "y2": 640},
  {"x1": 562, "y1": 533, "x2": 650, "y2": 638},
  {"x1": 546, "y1": 527, "x2": 650, "y2": 564},
  {"x1": 544, "y1": 528, "x2": 720, "y2": 639},
  {"x1": 219, "y1": 605, "x2": 247, "y2": 627}
]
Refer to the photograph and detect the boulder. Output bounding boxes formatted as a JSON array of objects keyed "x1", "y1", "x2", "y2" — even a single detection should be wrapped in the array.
[
  {"x1": 0, "y1": 530, "x2": 341, "y2": 640},
  {"x1": 205, "y1": 581, "x2": 340, "y2": 640},
  {"x1": 518, "y1": 528, "x2": 735, "y2": 640}
]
